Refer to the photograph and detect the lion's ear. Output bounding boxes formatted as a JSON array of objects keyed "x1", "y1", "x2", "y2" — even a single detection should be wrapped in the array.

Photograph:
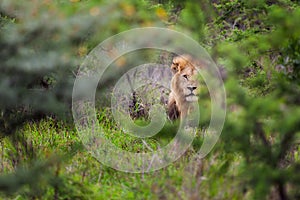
[{"x1": 171, "y1": 62, "x2": 179, "y2": 73}]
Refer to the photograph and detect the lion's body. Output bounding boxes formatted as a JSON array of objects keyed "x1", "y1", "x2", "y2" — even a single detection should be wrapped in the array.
[{"x1": 168, "y1": 55, "x2": 201, "y2": 120}]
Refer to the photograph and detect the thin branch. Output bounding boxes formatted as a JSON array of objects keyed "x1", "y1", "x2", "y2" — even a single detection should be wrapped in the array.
[{"x1": 255, "y1": 121, "x2": 271, "y2": 148}]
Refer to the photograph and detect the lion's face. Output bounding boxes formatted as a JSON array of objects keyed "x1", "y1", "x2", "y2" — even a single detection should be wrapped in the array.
[
  {"x1": 171, "y1": 63, "x2": 199, "y2": 102},
  {"x1": 171, "y1": 57, "x2": 199, "y2": 103}
]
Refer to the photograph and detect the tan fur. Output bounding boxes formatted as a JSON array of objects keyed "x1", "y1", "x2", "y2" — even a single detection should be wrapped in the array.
[
  {"x1": 168, "y1": 55, "x2": 201, "y2": 120},
  {"x1": 170, "y1": 54, "x2": 193, "y2": 73}
]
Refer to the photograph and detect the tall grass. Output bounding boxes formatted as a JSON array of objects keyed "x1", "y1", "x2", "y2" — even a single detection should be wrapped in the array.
[{"x1": 0, "y1": 108, "x2": 245, "y2": 199}]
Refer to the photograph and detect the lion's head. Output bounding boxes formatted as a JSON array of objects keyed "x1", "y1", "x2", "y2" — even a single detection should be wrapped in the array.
[
  {"x1": 171, "y1": 62, "x2": 199, "y2": 102},
  {"x1": 168, "y1": 55, "x2": 201, "y2": 120},
  {"x1": 170, "y1": 54, "x2": 193, "y2": 73}
]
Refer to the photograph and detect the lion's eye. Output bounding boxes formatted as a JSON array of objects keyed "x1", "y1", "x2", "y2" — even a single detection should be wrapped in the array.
[
  {"x1": 182, "y1": 75, "x2": 188, "y2": 79},
  {"x1": 172, "y1": 62, "x2": 179, "y2": 66}
]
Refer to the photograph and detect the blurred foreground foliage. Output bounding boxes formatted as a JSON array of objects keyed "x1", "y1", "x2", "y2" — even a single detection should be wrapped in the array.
[{"x1": 0, "y1": 0, "x2": 300, "y2": 199}]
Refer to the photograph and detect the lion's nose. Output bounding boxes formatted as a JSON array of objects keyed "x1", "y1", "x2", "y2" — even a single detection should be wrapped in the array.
[{"x1": 187, "y1": 86, "x2": 197, "y2": 92}]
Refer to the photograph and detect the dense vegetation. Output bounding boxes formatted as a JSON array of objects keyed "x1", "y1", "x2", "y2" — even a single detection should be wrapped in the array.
[{"x1": 1, "y1": 0, "x2": 300, "y2": 199}]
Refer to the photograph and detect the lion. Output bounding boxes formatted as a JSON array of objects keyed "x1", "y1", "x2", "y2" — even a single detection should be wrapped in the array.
[{"x1": 168, "y1": 54, "x2": 201, "y2": 120}]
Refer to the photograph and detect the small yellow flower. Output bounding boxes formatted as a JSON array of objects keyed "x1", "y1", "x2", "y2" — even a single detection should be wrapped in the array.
[
  {"x1": 121, "y1": 3, "x2": 135, "y2": 17},
  {"x1": 90, "y1": 7, "x2": 100, "y2": 16},
  {"x1": 156, "y1": 7, "x2": 168, "y2": 21}
]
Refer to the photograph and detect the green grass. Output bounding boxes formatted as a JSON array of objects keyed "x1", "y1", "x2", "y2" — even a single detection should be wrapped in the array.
[
  {"x1": 0, "y1": 108, "x2": 248, "y2": 199},
  {"x1": 2, "y1": 106, "x2": 298, "y2": 199}
]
